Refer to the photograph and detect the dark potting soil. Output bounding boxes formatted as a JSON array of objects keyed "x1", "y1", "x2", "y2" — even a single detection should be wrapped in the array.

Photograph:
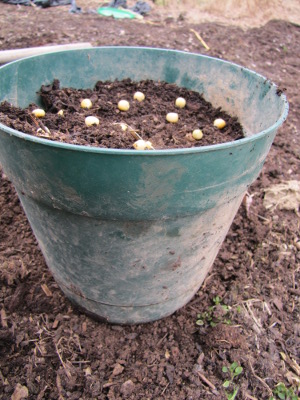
[{"x1": 0, "y1": 79, "x2": 244, "y2": 149}]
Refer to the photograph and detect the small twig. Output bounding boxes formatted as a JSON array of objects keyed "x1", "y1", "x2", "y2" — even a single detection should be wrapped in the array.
[
  {"x1": 103, "y1": 381, "x2": 121, "y2": 389},
  {"x1": 161, "y1": 382, "x2": 169, "y2": 395},
  {"x1": 157, "y1": 332, "x2": 168, "y2": 347},
  {"x1": 190, "y1": 29, "x2": 210, "y2": 50},
  {"x1": 201, "y1": 272, "x2": 217, "y2": 290},
  {"x1": 113, "y1": 122, "x2": 155, "y2": 149},
  {"x1": 71, "y1": 360, "x2": 90, "y2": 364},
  {"x1": 54, "y1": 342, "x2": 71, "y2": 378},
  {"x1": 248, "y1": 361, "x2": 273, "y2": 396},
  {"x1": 280, "y1": 352, "x2": 300, "y2": 377},
  {"x1": 56, "y1": 374, "x2": 65, "y2": 400},
  {"x1": 263, "y1": 301, "x2": 272, "y2": 316},
  {"x1": 113, "y1": 122, "x2": 143, "y2": 140},
  {"x1": 127, "y1": 125, "x2": 143, "y2": 141},
  {"x1": 0, "y1": 369, "x2": 7, "y2": 385},
  {"x1": 197, "y1": 371, "x2": 216, "y2": 390},
  {"x1": 245, "y1": 393, "x2": 258, "y2": 400},
  {"x1": 245, "y1": 301, "x2": 262, "y2": 330}
]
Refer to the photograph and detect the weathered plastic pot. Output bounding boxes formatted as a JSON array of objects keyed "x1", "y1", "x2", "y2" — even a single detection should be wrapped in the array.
[{"x1": 0, "y1": 47, "x2": 288, "y2": 324}]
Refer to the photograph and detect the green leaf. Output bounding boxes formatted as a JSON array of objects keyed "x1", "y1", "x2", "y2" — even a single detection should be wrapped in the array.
[
  {"x1": 234, "y1": 366, "x2": 243, "y2": 376},
  {"x1": 223, "y1": 380, "x2": 230, "y2": 388},
  {"x1": 196, "y1": 319, "x2": 204, "y2": 326},
  {"x1": 278, "y1": 393, "x2": 285, "y2": 400},
  {"x1": 213, "y1": 296, "x2": 221, "y2": 305},
  {"x1": 222, "y1": 366, "x2": 228, "y2": 373},
  {"x1": 230, "y1": 362, "x2": 238, "y2": 372}
]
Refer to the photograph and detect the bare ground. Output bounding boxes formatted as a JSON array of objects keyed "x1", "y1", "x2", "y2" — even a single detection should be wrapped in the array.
[{"x1": 0, "y1": 2, "x2": 299, "y2": 400}]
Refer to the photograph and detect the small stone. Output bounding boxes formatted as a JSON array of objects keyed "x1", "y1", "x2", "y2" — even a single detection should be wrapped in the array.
[
  {"x1": 120, "y1": 379, "x2": 135, "y2": 396},
  {"x1": 112, "y1": 363, "x2": 124, "y2": 376}
]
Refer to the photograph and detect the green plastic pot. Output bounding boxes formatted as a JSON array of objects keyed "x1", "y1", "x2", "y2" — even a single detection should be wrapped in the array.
[{"x1": 0, "y1": 47, "x2": 288, "y2": 324}]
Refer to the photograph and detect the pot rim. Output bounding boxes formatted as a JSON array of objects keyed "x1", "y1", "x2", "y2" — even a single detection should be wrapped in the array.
[{"x1": 0, "y1": 46, "x2": 289, "y2": 156}]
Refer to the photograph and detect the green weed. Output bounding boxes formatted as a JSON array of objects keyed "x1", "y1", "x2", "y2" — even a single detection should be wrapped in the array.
[
  {"x1": 196, "y1": 295, "x2": 231, "y2": 327},
  {"x1": 269, "y1": 382, "x2": 299, "y2": 400},
  {"x1": 222, "y1": 362, "x2": 243, "y2": 400}
]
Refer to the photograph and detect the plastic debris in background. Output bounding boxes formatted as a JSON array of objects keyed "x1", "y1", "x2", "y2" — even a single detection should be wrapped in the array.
[
  {"x1": 108, "y1": 0, "x2": 127, "y2": 7},
  {"x1": 107, "y1": 0, "x2": 152, "y2": 15},
  {"x1": 1, "y1": 0, "x2": 151, "y2": 15},
  {"x1": 130, "y1": 1, "x2": 151, "y2": 15},
  {"x1": 0, "y1": 0, "x2": 81, "y2": 12},
  {"x1": 97, "y1": 7, "x2": 138, "y2": 19}
]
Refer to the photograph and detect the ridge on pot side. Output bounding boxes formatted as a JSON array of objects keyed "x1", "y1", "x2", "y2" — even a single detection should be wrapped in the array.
[{"x1": 0, "y1": 47, "x2": 288, "y2": 324}]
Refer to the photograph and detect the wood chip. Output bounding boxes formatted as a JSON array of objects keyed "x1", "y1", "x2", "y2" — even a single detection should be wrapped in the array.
[
  {"x1": 82, "y1": 321, "x2": 87, "y2": 333},
  {"x1": 1, "y1": 308, "x2": 8, "y2": 328},
  {"x1": 52, "y1": 318, "x2": 60, "y2": 329},
  {"x1": 41, "y1": 284, "x2": 53, "y2": 297}
]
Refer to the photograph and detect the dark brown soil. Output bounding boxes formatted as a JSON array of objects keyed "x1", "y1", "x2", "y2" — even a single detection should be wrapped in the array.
[
  {"x1": 0, "y1": 79, "x2": 243, "y2": 149},
  {"x1": 0, "y1": 3, "x2": 299, "y2": 400}
]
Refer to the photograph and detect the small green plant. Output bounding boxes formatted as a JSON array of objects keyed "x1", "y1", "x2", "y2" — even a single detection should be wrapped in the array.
[
  {"x1": 222, "y1": 362, "x2": 243, "y2": 400},
  {"x1": 196, "y1": 295, "x2": 231, "y2": 327},
  {"x1": 269, "y1": 382, "x2": 299, "y2": 400}
]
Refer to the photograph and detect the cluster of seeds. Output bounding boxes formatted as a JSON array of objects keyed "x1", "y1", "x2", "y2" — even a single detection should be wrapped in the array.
[
  {"x1": 0, "y1": 79, "x2": 246, "y2": 150},
  {"x1": 31, "y1": 92, "x2": 227, "y2": 150}
]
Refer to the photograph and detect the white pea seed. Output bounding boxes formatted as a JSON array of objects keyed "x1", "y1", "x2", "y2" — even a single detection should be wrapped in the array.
[
  {"x1": 133, "y1": 140, "x2": 153, "y2": 150},
  {"x1": 57, "y1": 110, "x2": 64, "y2": 116},
  {"x1": 214, "y1": 118, "x2": 226, "y2": 129},
  {"x1": 118, "y1": 100, "x2": 130, "y2": 111},
  {"x1": 192, "y1": 129, "x2": 203, "y2": 140},
  {"x1": 120, "y1": 123, "x2": 128, "y2": 131},
  {"x1": 175, "y1": 97, "x2": 186, "y2": 108},
  {"x1": 166, "y1": 112, "x2": 179, "y2": 123},
  {"x1": 145, "y1": 141, "x2": 154, "y2": 150},
  {"x1": 32, "y1": 108, "x2": 45, "y2": 118},
  {"x1": 133, "y1": 91, "x2": 145, "y2": 102},
  {"x1": 85, "y1": 116, "x2": 99, "y2": 126},
  {"x1": 81, "y1": 99, "x2": 93, "y2": 109}
]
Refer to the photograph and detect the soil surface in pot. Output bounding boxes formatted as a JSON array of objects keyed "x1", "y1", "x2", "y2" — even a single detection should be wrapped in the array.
[{"x1": 0, "y1": 79, "x2": 244, "y2": 149}]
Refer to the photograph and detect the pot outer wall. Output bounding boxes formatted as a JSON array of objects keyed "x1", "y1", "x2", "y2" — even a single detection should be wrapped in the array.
[{"x1": 0, "y1": 47, "x2": 288, "y2": 324}]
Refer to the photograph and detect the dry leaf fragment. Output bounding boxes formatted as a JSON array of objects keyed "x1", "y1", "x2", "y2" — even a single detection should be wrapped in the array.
[
  {"x1": 165, "y1": 349, "x2": 171, "y2": 359},
  {"x1": 11, "y1": 383, "x2": 29, "y2": 400},
  {"x1": 263, "y1": 180, "x2": 300, "y2": 214}
]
